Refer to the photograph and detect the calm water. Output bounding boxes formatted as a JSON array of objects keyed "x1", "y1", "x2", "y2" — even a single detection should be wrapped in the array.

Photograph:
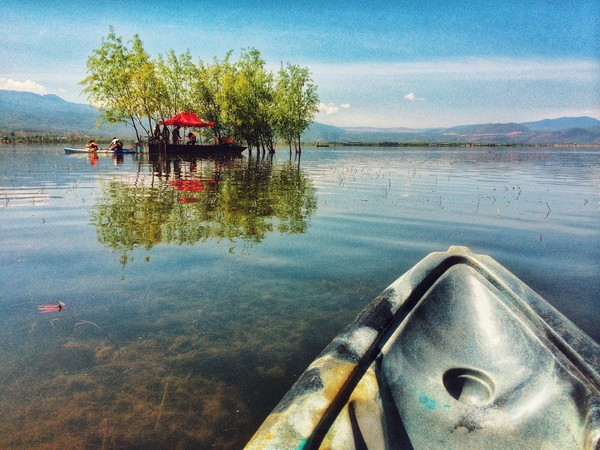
[{"x1": 1, "y1": 145, "x2": 598, "y2": 448}]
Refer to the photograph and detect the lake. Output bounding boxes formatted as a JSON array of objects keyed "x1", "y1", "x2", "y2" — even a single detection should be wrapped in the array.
[{"x1": 0, "y1": 144, "x2": 598, "y2": 448}]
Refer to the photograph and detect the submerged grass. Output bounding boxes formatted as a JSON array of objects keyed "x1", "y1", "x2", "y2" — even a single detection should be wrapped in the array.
[{"x1": 0, "y1": 282, "x2": 359, "y2": 449}]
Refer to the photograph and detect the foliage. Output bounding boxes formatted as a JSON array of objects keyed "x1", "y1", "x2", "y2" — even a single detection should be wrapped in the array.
[
  {"x1": 275, "y1": 63, "x2": 320, "y2": 154},
  {"x1": 218, "y1": 49, "x2": 276, "y2": 152},
  {"x1": 190, "y1": 54, "x2": 232, "y2": 139},
  {"x1": 81, "y1": 28, "x2": 149, "y2": 141},
  {"x1": 156, "y1": 50, "x2": 196, "y2": 118},
  {"x1": 81, "y1": 29, "x2": 319, "y2": 152}
]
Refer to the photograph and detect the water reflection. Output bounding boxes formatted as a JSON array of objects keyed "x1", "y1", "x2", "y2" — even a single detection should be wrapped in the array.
[
  {"x1": 91, "y1": 153, "x2": 317, "y2": 260},
  {"x1": 1, "y1": 146, "x2": 597, "y2": 449}
]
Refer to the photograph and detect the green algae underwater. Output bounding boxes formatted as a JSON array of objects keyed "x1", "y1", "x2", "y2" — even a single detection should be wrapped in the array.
[{"x1": 0, "y1": 145, "x2": 598, "y2": 448}]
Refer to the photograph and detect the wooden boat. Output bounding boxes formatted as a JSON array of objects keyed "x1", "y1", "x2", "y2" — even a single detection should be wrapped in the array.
[
  {"x1": 246, "y1": 246, "x2": 600, "y2": 449},
  {"x1": 64, "y1": 147, "x2": 135, "y2": 154},
  {"x1": 155, "y1": 112, "x2": 246, "y2": 155},
  {"x1": 147, "y1": 143, "x2": 246, "y2": 156}
]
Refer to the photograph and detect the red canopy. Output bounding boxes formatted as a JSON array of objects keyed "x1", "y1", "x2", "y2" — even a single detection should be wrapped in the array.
[{"x1": 159, "y1": 112, "x2": 215, "y2": 128}]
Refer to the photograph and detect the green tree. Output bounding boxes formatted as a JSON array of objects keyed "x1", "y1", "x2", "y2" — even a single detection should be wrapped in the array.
[
  {"x1": 275, "y1": 63, "x2": 319, "y2": 154},
  {"x1": 129, "y1": 35, "x2": 163, "y2": 138},
  {"x1": 156, "y1": 50, "x2": 196, "y2": 118},
  {"x1": 82, "y1": 29, "x2": 319, "y2": 147},
  {"x1": 190, "y1": 53, "x2": 233, "y2": 141},
  {"x1": 218, "y1": 49, "x2": 275, "y2": 153},
  {"x1": 81, "y1": 28, "x2": 156, "y2": 141}
]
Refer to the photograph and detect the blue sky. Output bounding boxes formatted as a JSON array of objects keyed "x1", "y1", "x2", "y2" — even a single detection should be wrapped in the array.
[{"x1": 1, "y1": 0, "x2": 598, "y2": 128}]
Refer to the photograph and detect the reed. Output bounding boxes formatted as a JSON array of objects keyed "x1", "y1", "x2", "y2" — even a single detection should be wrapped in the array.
[
  {"x1": 101, "y1": 418, "x2": 109, "y2": 450},
  {"x1": 75, "y1": 320, "x2": 122, "y2": 362},
  {"x1": 154, "y1": 380, "x2": 170, "y2": 432}
]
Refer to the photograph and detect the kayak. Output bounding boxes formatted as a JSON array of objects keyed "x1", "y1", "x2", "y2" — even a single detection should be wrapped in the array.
[
  {"x1": 246, "y1": 246, "x2": 600, "y2": 449},
  {"x1": 63, "y1": 147, "x2": 135, "y2": 154}
]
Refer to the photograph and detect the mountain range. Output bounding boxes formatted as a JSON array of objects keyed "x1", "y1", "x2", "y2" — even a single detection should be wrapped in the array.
[
  {"x1": 0, "y1": 90, "x2": 132, "y2": 137},
  {"x1": 303, "y1": 118, "x2": 600, "y2": 145},
  {"x1": 1, "y1": 90, "x2": 599, "y2": 144}
]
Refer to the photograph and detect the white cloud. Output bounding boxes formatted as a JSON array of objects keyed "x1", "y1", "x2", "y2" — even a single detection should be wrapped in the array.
[
  {"x1": 404, "y1": 92, "x2": 425, "y2": 102},
  {"x1": 319, "y1": 102, "x2": 351, "y2": 115},
  {"x1": 0, "y1": 77, "x2": 47, "y2": 94}
]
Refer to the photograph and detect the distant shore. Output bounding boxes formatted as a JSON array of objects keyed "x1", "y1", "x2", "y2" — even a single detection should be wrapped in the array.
[
  {"x1": 308, "y1": 141, "x2": 600, "y2": 148},
  {"x1": 1, "y1": 134, "x2": 598, "y2": 148},
  {"x1": 1, "y1": 134, "x2": 117, "y2": 145}
]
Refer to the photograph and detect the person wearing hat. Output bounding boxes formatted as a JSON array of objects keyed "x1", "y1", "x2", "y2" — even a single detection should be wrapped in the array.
[{"x1": 108, "y1": 137, "x2": 123, "y2": 151}]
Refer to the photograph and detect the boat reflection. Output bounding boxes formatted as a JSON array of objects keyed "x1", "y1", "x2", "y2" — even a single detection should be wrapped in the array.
[{"x1": 91, "y1": 153, "x2": 317, "y2": 260}]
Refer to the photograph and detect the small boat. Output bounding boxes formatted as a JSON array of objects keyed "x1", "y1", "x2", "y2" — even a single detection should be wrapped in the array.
[
  {"x1": 316, "y1": 143, "x2": 330, "y2": 147},
  {"x1": 63, "y1": 147, "x2": 136, "y2": 154},
  {"x1": 154, "y1": 112, "x2": 246, "y2": 155},
  {"x1": 147, "y1": 143, "x2": 246, "y2": 155},
  {"x1": 246, "y1": 246, "x2": 600, "y2": 449}
]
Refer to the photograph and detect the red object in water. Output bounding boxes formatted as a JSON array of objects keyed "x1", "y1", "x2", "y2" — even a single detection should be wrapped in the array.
[
  {"x1": 37, "y1": 301, "x2": 65, "y2": 313},
  {"x1": 171, "y1": 179, "x2": 215, "y2": 192}
]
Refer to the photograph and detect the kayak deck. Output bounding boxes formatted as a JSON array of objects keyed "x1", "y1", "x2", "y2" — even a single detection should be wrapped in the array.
[
  {"x1": 64, "y1": 147, "x2": 136, "y2": 154},
  {"x1": 246, "y1": 246, "x2": 600, "y2": 449}
]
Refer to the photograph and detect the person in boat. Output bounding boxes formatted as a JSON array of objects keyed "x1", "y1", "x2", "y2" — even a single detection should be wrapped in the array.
[
  {"x1": 107, "y1": 137, "x2": 123, "y2": 151},
  {"x1": 187, "y1": 132, "x2": 197, "y2": 145},
  {"x1": 172, "y1": 126, "x2": 181, "y2": 145},
  {"x1": 151, "y1": 123, "x2": 161, "y2": 144},
  {"x1": 161, "y1": 125, "x2": 170, "y2": 144},
  {"x1": 85, "y1": 139, "x2": 98, "y2": 151}
]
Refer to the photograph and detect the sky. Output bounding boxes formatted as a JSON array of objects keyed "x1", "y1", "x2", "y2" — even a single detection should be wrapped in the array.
[{"x1": 0, "y1": 0, "x2": 598, "y2": 128}]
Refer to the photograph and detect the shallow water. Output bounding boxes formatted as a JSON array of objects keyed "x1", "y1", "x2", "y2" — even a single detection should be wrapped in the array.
[{"x1": 0, "y1": 145, "x2": 598, "y2": 448}]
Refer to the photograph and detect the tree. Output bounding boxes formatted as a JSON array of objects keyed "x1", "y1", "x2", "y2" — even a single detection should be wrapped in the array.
[
  {"x1": 156, "y1": 50, "x2": 196, "y2": 118},
  {"x1": 81, "y1": 28, "x2": 156, "y2": 141},
  {"x1": 129, "y1": 35, "x2": 163, "y2": 139},
  {"x1": 218, "y1": 49, "x2": 276, "y2": 154},
  {"x1": 274, "y1": 63, "x2": 319, "y2": 154},
  {"x1": 82, "y1": 29, "x2": 319, "y2": 148},
  {"x1": 190, "y1": 53, "x2": 233, "y2": 141}
]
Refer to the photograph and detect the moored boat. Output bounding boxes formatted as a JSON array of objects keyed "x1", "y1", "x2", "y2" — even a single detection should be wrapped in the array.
[
  {"x1": 147, "y1": 142, "x2": 246, "y2": 155},
  {"x1": 153, "y1": 112, "x2": 246, "y2": 155},
  {"x1": 246, "y1": 246, "x2": 600, "y2": 449}
]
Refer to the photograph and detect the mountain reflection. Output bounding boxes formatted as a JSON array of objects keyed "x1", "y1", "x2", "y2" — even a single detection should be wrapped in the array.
[{"x1": 91, "y1": 154, "x2": 317, "y2": 256}]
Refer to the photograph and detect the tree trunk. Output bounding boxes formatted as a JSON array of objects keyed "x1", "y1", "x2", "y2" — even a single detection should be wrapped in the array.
[{"x1": 129, "y1": 116, "x2": 140, "y2": 142}]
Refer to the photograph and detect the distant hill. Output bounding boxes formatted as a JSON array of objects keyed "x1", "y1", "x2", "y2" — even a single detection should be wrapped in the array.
[
  {"x1": 0, "y1": 90, "x2": 134, "y2": 137},
  {"x1": 302, "y1": 122, "x2": 347, "y2": 142},
  {"x1": 2, "y1": 90, "x2": 599, "y2": 144},
  {"x1": 520, "y1": 116, "x2": 600, "y2": 131},
  {"x1": 303, "y1": 117, "x2": 600, "y2": 145},
  {"x1": 443, "y1": 123, "x2": 531, "y2": 134}
]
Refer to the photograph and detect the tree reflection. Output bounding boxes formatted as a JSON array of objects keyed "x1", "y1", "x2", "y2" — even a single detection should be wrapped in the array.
[{"x1": 91, "y1": 154, "x2": 317, "y2": 257}]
